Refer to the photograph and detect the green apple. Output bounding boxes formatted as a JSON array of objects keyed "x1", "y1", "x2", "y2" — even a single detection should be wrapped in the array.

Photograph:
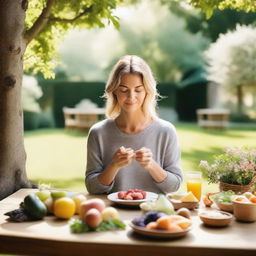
[
  {"x1": 36, "y1": 190, "x2": 51, "y2": 202},
  {"x1": 51, "y1": 190, "x2": 67, "y2": 199}
]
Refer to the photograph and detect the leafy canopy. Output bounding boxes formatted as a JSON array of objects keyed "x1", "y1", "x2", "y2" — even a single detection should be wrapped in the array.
[
  {"x1": 24, "y1": 0, "x2": 121, "y2": 78},
  {"x1": 189, "y1": 0, "x2": 256, "y2": 18},
  {"x1": 205, "y1": 25, "x2": 256, "y2": 90}
]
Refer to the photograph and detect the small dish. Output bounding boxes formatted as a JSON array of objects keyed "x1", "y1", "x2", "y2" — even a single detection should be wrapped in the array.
[
  {"x1": 215, "y1": 201, "x2": 233, "y2": 213},
  {"x1": 129, "y1": 222, "x2": 192, "y2": 238},
  {"x1": 232, "y1": 200, "x2": 256, "y2": 222},
  {"x1": 107, "y1": 191, "x2": 158, "y2": 206},
  {"x1": 169, "y1": 199, "x2": 199, "y2": 210},
  {"x1": 199, "y1": 211, "x2": 233, "y2": 227}
]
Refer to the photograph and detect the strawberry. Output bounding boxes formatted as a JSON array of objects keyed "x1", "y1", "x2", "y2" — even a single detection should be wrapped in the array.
[{"x1": 118, "y1": 191, "x2": 126, "y2": 199}]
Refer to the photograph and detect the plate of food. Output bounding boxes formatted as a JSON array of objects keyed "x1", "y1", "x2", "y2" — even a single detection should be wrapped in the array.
[
  {"x1": 129, "y1": 222, "x2": 192, "y2": 238},
  {"x1": 129, "y1": 212, "x2": 192, "y2": 238},
  {"x1": 107, "y1": 189, "x2": 158, "y2": 206}
]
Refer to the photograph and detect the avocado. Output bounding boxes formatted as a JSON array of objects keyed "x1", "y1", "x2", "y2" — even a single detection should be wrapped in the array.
[{"x1": 24, "y1": 194, "x2": 47, "y2": 220}]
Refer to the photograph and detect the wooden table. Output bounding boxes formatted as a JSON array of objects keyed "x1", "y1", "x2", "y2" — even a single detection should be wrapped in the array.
[{"x1": 0, "y1": 189, "x2": 255, "y2": 256}]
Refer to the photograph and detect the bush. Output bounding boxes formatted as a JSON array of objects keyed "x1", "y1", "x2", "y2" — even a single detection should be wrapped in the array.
[
  {"x1": 230, "y1": 113, "x2": 254, "y2": 123},
  {"x1": 24, "y1": 111, "x2": 40, "y2": 130}
]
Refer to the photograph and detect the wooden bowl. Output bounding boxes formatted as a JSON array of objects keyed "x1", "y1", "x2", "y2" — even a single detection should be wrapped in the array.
[
  {"x1": 169, "y1": 199, "x2": 199, "y2": 210},
  {"x1": 215, "y1": 201, "x2": 233, "y2": 213},
  {"x1": 199, "y1": 211, "x2": 233, "y2": 227},
  {"x1": 232, "y1": 200, "x2": 256, "y2": 222}
]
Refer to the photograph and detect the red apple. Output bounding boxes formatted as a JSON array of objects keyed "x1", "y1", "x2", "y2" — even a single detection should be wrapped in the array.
[
  {"x1": 79, "y1": 198, "x2": 105, "y2": 219},
  {"x1": 84, "y1": 208, "x2": 102, "y2": 228}
]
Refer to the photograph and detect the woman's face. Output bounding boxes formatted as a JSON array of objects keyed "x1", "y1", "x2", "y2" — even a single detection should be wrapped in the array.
[{"x1": 114, "y1": 73, "x2": 146, "y2": 114}]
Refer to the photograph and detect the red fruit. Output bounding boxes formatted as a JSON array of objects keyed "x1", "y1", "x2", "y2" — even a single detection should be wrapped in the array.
[
  {"x1": 84, "y1": 208, "x2": 102, "y2": 228},
  {"x1": 132, "y1": 192, "x2": 144, "y2": 200},
  {"x1": 118, "y1": 191, "x2": 126, "y2": 199},
  {"x1": 79, "y1": 198, "x2": 105, "y2": 219},
  {"x1": 124, "y1": 194, "x2": 133, "y2": 200}
]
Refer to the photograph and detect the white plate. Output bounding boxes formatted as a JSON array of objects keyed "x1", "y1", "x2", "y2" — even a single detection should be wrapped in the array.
[
  {"x1": 129, "y1": 222, "x2": 192, "y2": 238},
  {"x1": 107, "y1": 191, "x2": 158, "y2": 206}
]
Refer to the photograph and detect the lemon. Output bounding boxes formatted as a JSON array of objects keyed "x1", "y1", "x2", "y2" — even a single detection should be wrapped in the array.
[{"x1": 54, "y1": 197, "x2": 75, "y2": 219}]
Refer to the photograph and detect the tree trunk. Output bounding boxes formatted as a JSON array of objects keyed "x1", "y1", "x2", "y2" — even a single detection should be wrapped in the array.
[
  {"x1": 237, "y1": 85, "x2": 244, "y2": 115},
  {"x1": 0, "y1": 0, "x2": 33, "y2": 200}
]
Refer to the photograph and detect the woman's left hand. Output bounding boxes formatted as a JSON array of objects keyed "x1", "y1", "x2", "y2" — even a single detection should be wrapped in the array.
[{"x1": 135, "y1": 147, "x2": 153, "y2": 169}]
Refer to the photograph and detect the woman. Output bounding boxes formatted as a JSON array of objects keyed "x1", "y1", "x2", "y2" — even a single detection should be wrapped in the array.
[{"x1": 85, "y1": 55, "x2": 182, "y2": 194}]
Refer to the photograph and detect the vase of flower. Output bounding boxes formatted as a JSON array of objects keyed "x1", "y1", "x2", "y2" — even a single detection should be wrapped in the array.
[{"x1": 199, "y1": 147, "x2": 256, "y2": 193}]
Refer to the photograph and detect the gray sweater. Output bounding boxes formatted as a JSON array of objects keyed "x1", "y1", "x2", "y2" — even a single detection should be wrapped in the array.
[{"x1": 85, "y1": 118, "x2": 182, "y2": 194}]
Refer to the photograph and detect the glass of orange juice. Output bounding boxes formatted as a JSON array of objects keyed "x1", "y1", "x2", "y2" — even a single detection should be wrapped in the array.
[{"x1": 186, "y1": 171, "x2": 202, "y2": 201}]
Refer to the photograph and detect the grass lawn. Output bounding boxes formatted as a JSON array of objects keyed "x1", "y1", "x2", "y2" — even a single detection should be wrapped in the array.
[{"x1": 24, "y1": 122, "x2": 256, "y2": 194}]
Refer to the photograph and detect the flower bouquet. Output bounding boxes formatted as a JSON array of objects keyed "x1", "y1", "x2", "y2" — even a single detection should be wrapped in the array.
[{"x1": 199, "y1": 147, "x2": 256, "y2": 193}]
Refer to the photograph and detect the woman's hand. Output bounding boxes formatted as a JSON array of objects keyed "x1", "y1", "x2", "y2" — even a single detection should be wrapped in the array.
[
  {"x1": 111, "y1": 146, "x2": 134, "y2": 169},
  {"x1": 135, "y1": 147, "x2": 153, "y2": 169}
]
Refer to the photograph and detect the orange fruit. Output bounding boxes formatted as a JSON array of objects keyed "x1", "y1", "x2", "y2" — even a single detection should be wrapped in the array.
[
  {"x1": 250, "y1": 196, "x2": 256, "y2": 203},
  {"x1": 175, "y1": 219, "x2": 192, "y2": 230},
  {"x1": 156, "y1": 216, "x2": 171, "y2": 230},
  {"x1": 54, "y1": 197, "x2": 76, "y2": 219},
  {"x1": 167, "y1": 223, "x2": 182, "y2": 232},
  {"x1": 146, "y1": 222, "x2": 158, "y2": 230}
]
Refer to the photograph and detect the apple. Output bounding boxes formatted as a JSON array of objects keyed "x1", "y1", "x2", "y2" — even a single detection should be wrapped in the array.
[
  {"x1": 72, "y1": 194, "x2": 87, "y2": 214},
  {"x1": 102, "y1": 207, "x2": 120, "y2": 221},
  {"x1": 44, "y1": 197, "x2": 54, "y2": 214},
  {"x1": 84, "y1": 208, "x2": 102, "y2": 228},
  {"x1": 79, "y1": 198, "x2": 105, "y2": 219},
  {"x1": 36, "y1": 190, "x2": 51, "y2": 202}
]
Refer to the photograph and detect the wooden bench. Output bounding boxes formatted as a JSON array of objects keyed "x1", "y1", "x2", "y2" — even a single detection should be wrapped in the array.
[
  {"x1": 63, "y1": 107, "x2": 105, "y2": 131},
  {"x1": 197, "y1": 108, "x2": 230, "y2": 129}
]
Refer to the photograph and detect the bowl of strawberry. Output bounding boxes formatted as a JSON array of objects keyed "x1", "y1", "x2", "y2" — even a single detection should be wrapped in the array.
[{"x1": 107, "y1": 189, "x2": 158, "y2": 206}]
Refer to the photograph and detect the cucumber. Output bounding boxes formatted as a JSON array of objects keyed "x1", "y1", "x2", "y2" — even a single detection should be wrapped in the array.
[{"x1": 24, "y1": 194, "x2": 47, "y2": 220}]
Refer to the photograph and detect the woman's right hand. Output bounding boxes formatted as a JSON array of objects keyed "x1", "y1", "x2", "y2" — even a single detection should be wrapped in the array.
[{"x1": 111, "y1": 146, "x2": 134, "y2": 169}]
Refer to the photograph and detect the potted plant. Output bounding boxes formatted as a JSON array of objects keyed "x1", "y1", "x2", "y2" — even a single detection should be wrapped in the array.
[{"x1": 199, "y1": 147, "x2": 256, "y2": 193}]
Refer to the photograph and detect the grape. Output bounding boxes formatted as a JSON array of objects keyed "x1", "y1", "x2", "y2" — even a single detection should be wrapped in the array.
[
  {"x1": 132, "y1": 216, "x2": 146, "y2": 227},
  {"x1": 143, "y1": 211, "x2": 166, "y2": 225}
]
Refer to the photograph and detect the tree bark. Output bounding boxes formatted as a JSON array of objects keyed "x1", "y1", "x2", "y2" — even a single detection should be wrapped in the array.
[
  {"x1": 237, "y1": 85, "x2": 244, "y2": 115},
  {"x1": 0, "y1": 0, "x2": 33, "y2": 200}
]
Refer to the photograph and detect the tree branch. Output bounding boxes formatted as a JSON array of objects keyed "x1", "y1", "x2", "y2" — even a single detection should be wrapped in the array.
[
  {"x1": 24, "y1": 0, "x2": 55, "y2": 44},
  {"x1": 49, "y1": 7, "x2": 92, "y2": 24}
]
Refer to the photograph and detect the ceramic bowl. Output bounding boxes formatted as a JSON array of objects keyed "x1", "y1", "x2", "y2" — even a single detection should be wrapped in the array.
[
  {"x1": 232, "y1": 200, "x2": 256, "y2": 222},
  {"x1": 199, "y1": 211, "x2": 233, "y2": 227},
  {"x1": 215, "y1": 201, "x2": 233, "y2": 213}
]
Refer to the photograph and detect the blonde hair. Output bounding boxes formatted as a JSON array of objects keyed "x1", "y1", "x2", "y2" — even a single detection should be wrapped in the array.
[{"x1": 103, "y1": 55, "x2": 160, "y2": 119}]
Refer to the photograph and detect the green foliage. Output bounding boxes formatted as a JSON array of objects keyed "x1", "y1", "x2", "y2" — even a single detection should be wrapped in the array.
[
  {"x1": 24, "y1": 0, "x2": 121, "y2": 78},
  {"x1": 114, "y1": 1, "x2": 209, "y2": 82},
  {"x1": 189, "y1": 0, "x2": 256, "y2": 18},
  {"x1": 162, "y1": 1, "x2": 256, "y2": 41},
  {"x1": 69, "y1": 218, "x2": 126, "y2": 233},
  {"x1": 205, "y1": 25, "x2": 256, "y2": 90}
]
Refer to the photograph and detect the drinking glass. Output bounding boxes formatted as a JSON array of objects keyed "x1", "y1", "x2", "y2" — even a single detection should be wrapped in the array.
[{"x1": 186, "y1": 171, "x2": 202, "y2": 201}]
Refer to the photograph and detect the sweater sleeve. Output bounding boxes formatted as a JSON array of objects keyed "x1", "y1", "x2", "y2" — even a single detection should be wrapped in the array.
[
  {"x1": 154, "y1": 125, "x2": 183, "y2": 194},
  {"x1": 85, "y1": 128, "x2": 114, "y2": 194}
]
